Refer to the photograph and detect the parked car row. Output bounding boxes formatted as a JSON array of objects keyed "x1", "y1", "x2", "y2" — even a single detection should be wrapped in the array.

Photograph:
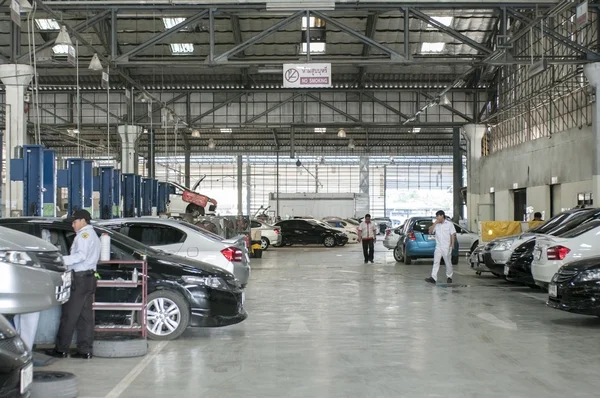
[
  {"x1": 384, "y1": 216, "x2": 479, "y2": 265},
  {"x1": 469, "y1": 207, "x2": 600, "y2": 318}
]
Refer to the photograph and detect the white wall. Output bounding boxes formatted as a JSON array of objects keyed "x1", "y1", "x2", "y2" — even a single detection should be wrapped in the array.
[
  {"x1": 494, "y1": 191, "x2": 513, "y2": 221},
  {"x1": 526, "y1": 185, "x2": 550, "y2": 219}
]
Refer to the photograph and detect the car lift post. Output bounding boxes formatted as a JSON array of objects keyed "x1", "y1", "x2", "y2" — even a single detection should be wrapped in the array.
[
  {"x1": 9, "y1": 144, "x2": 44, "y2": 216},
  {"x1": 157, "y1": 181, "x2": 168, "y2": 215},
  {"x1": 134, "y1": 174, "x2": 142, "y2": 217},
  {"x1": 42, "y1": 149, "x2": 57, "y2": 217},
  {"x1": 66, "y1": 158, "x2": 85, "y2": 215},
  {"x1": 84, "y1": 160, "x2": 94, "y2": 215},
  {"x1": 113, "y1": 169, "x2": 121, "y2": 217},
  {"x1": 151, "y1": 179, "x2": 159, "y2": 216},
  {"x1": 99, "y1": 166, "x2": 114, "y2": 219},
  {"x1": 141, "y1": 178, "x2": 153, "y2": 216},
  {"x1": 122, "y1": 173, "x2": 136, "y2": 217}
]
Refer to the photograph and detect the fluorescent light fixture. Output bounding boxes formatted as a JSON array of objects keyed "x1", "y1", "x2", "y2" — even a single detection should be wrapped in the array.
[
  {"x1": 170, "y1": 43, "x2": 194, "y2": 55},
  {"x1": 315, "y1": 127, "x2": 326, "y2": 133},
  {"x1": 302, "y1": 16, "x2": 325, "y2": 29},
  {"x1": 268, "y1": 2, "x2": 334, "y2": 11},
  {"x1": 421, "y1": 42, "x2": 445, "y2": 53},
  {"x1": 300, "y1": 42, "x2": 326, "y2": 54},
  {"x1": 412, "y1": 127, "x2": 421, "y2": 134},
  {"x1": 220, "y1": 128, "x2": 232, "y2": 133},
  {"x1": 163, "y1": 17, "x2": 187, "y2": 30},
  {"x1": 429, "y1": 16, "x2": 453, "y2": 28},
  {"x1": 52, "y1": 44, "x2": 69, "y2": 55},
  {"x1": 208, "y1": 138, "x2": 216, "y2": 149},
  {"x1": 35, "y1": 19, "x2": 60, "y2": 30}
]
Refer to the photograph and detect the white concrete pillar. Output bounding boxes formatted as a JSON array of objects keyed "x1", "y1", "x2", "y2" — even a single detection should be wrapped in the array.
[
  {"x1": 583, "y1": 63, "x2": 600, "y2": 206},
  {"x1": 463, "y1": 124, "x2": 486, "y2": 231},
  {"x1": 0, "y1": 64, "x2": 34, "y2": 216},
  {"x1": 118, "y1": 125, "x2": 143, "y2": 174}
]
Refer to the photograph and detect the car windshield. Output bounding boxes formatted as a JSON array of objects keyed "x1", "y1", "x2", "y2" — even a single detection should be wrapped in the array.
[
  {"x1": 179, "y1": 221, "x2": 225, "y2": 242},
  {"x1": 344, "y1": 219, "x2": 359, "y2": 226},
  {"x1": 93, "y1": 225, "x2": 162, "y2": 255},
  {"x1": 529, "y1": 210, "x2": 587, "y2": 234},
  {"x1": 557, "y1": 220, "x2": 600, "y2": 238},
  {"x1": 544, "y1": 210, "x2": 600, "y2": 236}
]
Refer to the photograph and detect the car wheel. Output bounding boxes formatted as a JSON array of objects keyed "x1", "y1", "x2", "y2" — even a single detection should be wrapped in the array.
[
  {"x1": 404, "y1": 248, "x2": 412, "y2": 265},
  {"x1": 93, "y1": 335, "x2": 148, "y2": 358},
  {"x1": 31, "y1": 371, "x2": 77, "y2": 398},
  {"x1": 144, "y1": 290, "x2": 190, "y2": 341},
  {"x1": 470, "y1": 241, "x2": 479, "y2": 254},
  {"x1": 393, "y1": 246, "x2": 404, "y2": 262},
  {"x1": 261, "y1": 237, "x2": 270, "y2": 250},
  {"x1": 185, "y1": 204, "x2": 204, "y2": 217},
  {"x1": 323, "y1": 236, "x2": 336, "y2": 247},
  {"x1": 451, "y1": 255, "x2": 459, "y2": 265}
]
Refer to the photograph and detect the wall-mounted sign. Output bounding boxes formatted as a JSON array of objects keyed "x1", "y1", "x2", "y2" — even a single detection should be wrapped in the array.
[
  {"x1": 10, "y1": 0, "x2": 21, "y2": 27},
  {"x1": 577, "y1": 1, "x2": 588, "y2": 26},
  {"x1": 513, "y1": 183, "x2": 519, "y2": 190},
  {"x1": 283, "y1": 63, "x2": 331, "y2": 88},
  {"x1": 551, "y1": 176, "x2": 558, "y2": 185}
]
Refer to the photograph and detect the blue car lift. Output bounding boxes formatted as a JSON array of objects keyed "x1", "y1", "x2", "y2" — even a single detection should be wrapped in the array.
[
  {"x1": 157, "y1": 182, "x2": 168, "y2": 215},
  {"x1": 113, "y1": 169, "x2": 121, "y2": 217},
  {"x1": 141, "y1": 178, "x2": 154, "y2": 216},
  {"x1": 65, "y1": 159, "x2": 85, "y2": 215},
  {"x1": 98, "y1": 166, "x2": 114, "y2": 219},
  {"x1": 43, "y1": 149, "x2": 57, "y2": 217},
  {"x1": 122, "y1": 173, "x2": 137, "y2": 217},
  {"x1": 134, "y1": 174, "x2": 142, "y2": 217},
  {"x1": 84, "y1": 160, "x2": 93, "y2": 215},
  {"x1": 9, "y1": 144, "x2": 46, "y2": 216},
  {"x1": 151, "y1": 179, "x2": 159, "y2": 216}
]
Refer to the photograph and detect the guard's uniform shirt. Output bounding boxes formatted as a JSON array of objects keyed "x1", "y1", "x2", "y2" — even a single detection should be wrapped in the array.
[{"x1": 64, "y1": 225, "x2": 101, "y2": 272}]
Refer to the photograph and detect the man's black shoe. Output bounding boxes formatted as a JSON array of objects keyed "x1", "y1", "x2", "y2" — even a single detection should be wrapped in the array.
[
  {"x1": 425, "y1": 277, "x2": 436, "y2": 284},
  {"x1": 45, "y1": 349, "x2": 67, "y2": 358},
  {"x1": 447, "y1": 278, "x2": 453, "y2": 283},
  {"x1": 370, "y1": 260, "x2": 374, "y2": 264},
  {"x1": 70, "y1": 352, "x2": 92, "y2": 359}
]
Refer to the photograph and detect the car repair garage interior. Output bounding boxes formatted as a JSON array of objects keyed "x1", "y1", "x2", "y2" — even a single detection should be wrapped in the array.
[{"x1": 1, "y1": 0, "x2": 600, "y2": 397}]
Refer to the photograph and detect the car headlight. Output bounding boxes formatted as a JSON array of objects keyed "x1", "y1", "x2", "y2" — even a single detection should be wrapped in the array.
[
  {"x1": 0, "y1": 251, "x2": 38, "y2": 267},
  {"x1": 576, "y1": 269, "x2": 600, "y2": 282},
  {"x1": 492, "y1": 240, "x2": 514, "y2": 251},
  {"x1": 182, "y1": 275, "x2": 227, "y2": 289}
]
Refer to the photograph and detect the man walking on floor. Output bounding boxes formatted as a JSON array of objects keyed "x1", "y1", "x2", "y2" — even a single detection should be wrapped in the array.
[
  {"x1": 359, "y1": 214, "x2": 379, "y2": 264},
  {"x1": 425, "y1": 210, "x2": 456, "y2": 284},
  {"x1": 46, "y1": 210, "x2": 101, "y2": 359}
]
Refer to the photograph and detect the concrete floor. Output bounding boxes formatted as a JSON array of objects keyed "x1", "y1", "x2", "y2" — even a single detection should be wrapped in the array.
[{"x1": 43, "y1": 241, "x2": 600, "y2": 398}]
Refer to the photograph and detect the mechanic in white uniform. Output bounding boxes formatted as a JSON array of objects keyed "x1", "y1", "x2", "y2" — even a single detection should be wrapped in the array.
[{"x1": 425, "y1": 210, "x2": 456, "y2": 285}]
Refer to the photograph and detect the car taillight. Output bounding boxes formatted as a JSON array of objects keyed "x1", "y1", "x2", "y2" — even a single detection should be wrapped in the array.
[
  {"x1": 409, "y1": 231, "x2": 416, "y2": 241},
  {"x1": 274, "y1": 228, "x2": 280, "y2": 235},
  {"x1": 244, "y1": 235, "x2": 250, "y2": 248},
  {"x1": 547, "y1": 245, "x2": 570, "y2": 260},
  {"x1": 221, "y1": 247, "x2": 243, "y2": 262},
  {"x1": 385, "y1": 229, "x2": 391, "y2": 237}
]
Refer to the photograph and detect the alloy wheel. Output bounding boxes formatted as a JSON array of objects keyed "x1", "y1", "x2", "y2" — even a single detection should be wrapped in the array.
[{"x1": 147, "y1": 297, "x2": 181, "y2": 336}]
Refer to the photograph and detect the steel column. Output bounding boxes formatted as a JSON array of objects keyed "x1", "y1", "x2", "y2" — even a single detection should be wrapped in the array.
[
  {"x1": 359, "y1": 156, "x2": 370, "y2": 211},
  {"x1": 453, "y1": 127, "x2": 463, "y2": 221},
  {"x1": 237, "y1": 155, "x2": 243, "y2": 216},
  {"x1": 23, "y1": 145, "x2": 44, "y2": 217},
  {"x1": 246, "y1": 157, "x2": 251, "y2": 216},
  {"x1": 84, "y1": 160, "x2": 93, "y2": 214},
  {"x1": 184, "y1": 149, "x2": 191, "y2": 188},
  {"x1": 43, "y1": 149, "x2": 57, "y2": 217},
  {"x1": 113, "y1": 169, "x2": 121, "y2": 217}
]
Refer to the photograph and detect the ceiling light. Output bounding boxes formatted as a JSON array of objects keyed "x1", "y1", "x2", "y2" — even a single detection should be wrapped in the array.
[
  {"x1": 412, "y1": 127, "x2": 421, "y2": 134},
  {"x1": 300, "y1": 42, "x2": 326, "y2": 55},
  {"x1": 429, "y1": 16, "x2": 453, "y2": 28},
  {"x1": 220, "y1": 128, "x2": 232, "y2": 134},
  {"x1": 348, "y1": 139, "x2": 356, "y2": 150},
  {"x1": 143, "y1": 128, "x2": 148, "y2": 134},
  {"x1": 302, "y1": 16, "x2": 325, "y2": 29},
  {"x1": 191, "y1": 129, "x2": 201, "y2": 137},
  {"x1": 421, "y1": 42, "x2": 445, "y2": 53},
  {"x1": 35, "y1": 19, "x2": 60, "y2": 31},
  {"x1": 208, "y1": 138, "x2": 216, "y2": 149},
  {"x1": 170, "y1": 43, "x2": 194, "y2": 55},
  {"x1": 52, "y1": 44, "x2": 69, "y2": 55},
  {"x1": 315, "y1": 127, "x2": 326, "y2": 133},
  {"x1": 337, "y1": 128, "x2": 346, "y2": 138},
  {"x1": 163, "y1": 17, "x2": 187, "y2": 30},
  {"x1": 55, "y1": 25, "x2": 72, "y2": 46},
  {"x1": 296, "y1": 159, "x2": 302, "y2": 167},
  {"x1": 88, "y1": 53, "x2": 104, "y2": 71}
]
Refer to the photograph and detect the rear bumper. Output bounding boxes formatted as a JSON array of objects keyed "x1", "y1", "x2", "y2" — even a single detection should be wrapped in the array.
[
  {"x1": 187, "y1": 285, "x2": 247, "y2": 328},
  {"x1": 532, "y1": 261, "x2": 563, "y2": 285},
  {"x1": 547, "y1": 283, "x2": 600, "y2": 316}
]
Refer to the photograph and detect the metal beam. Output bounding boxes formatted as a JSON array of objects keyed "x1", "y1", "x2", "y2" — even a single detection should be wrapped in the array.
[
  {"x1": 361, "y1": 92, "x2": 411, "y2": 120},
  {"x1": 211, "y1": 10, "x2": 305, "y2": 64},
  {"x1": 272, "y1": 129, "x2": 280, "y2": 148},
  {"x1": 244, "y1": 93, "x2": 302, "y2": 124},
  {"x1": 420, "y1": 92, "x2": 474, "y2": 122},
  {"x1": 409, "y1": 8, "x2": 493, "y2": 54},
  {"x1": 358, "y1": 13, "x2": 379, "y2": 86},
  {"x1": 230, "y1": 14, "x2": 249, "y2": 85},
  {"x1": 135, "y1": 92, "x2": 188, "y2": 123},
  {"x1": 311, "y1": 11, "x2": 406, "y2": 62},
  {"x1": 18, "y1": 7, "x2": 111, "y2": 63},
  {"x1": 189, "y1": 92, "x2": 246, "y2": 124},
  {"x1": 304, "y1": 93, "x2": 361, "y2": 122},
  {"x1": 115, "y1": 9, "x2": 209, "y2": 62},
  {"x1": 80, "y1": 97, "x2": 127, "y2": 123}
]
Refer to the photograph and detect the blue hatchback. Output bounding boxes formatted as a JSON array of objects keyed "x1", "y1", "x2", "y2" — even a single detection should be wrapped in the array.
[{"x1": 396, "y1": 217, "x2": 459, "y2": 265}]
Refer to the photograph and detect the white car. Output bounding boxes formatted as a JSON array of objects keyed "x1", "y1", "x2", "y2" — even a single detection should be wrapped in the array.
[
  {"x1": 250, "y1": 220, "x2": 282, "y2": 250},
  {"x1": 96, "y1": 218, "x2": 251, "y2": 287},
  {"x1": 532, "y1": 220, "x2": 600, "y2": 288},
  {"x1": 383, "y1": 224, "x2": 405, "y2": 250},
  {"x1": 323, "y1": 220, "x2": 359, "y2": 243}
]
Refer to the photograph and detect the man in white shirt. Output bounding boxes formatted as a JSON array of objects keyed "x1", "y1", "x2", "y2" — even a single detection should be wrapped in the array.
[
  {"x1": 358, "y1": 214, "x2": 379, "y2": 264},
  {"x1": 425, "y1": 210, "x2": 456, "y2": 284}
]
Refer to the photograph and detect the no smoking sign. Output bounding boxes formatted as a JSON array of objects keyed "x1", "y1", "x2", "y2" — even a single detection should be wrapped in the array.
[{"x1": 282, "y1": 63, "x2": 332, "y2": 88}]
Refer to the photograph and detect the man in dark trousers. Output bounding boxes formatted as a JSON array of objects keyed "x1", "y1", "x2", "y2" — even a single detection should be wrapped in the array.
[
  {"x1": 359, "y1": 214, "x2": 379, "y2": 264},
  {"x1": 46, "y1": 210, "x2": 101, "y2": 359}
]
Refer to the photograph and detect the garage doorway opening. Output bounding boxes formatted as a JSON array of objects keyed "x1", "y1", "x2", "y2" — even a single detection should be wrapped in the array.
[{"x1": 513, "y1": 188, "x2": 527, "y2": 221}]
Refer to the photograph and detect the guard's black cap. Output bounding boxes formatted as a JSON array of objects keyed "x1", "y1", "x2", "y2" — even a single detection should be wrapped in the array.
[{"x1": 66, "y1": 209, "x2": 92, "y2": 223}]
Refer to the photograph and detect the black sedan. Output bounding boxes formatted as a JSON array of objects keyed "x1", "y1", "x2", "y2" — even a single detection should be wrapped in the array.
[
  {"x1": 275, "y1": 219, "x2": 348, "y2": 247},
  {"x1": 547, "y1": 256, "x2": 600, "y2": 316},
  {"x1": 0, "y1": 314, "x2": 33, "y2": 397},
  {"x1": 504, "y1": 239, "x2": 538, "y2": 288},
  {"x1": 0, "y1": 218, "x2": 247, "y2": 341}
]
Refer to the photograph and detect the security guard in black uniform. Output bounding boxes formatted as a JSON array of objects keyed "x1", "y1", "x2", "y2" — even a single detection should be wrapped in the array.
[{"x1": 46, "y1": 210, "x2": 101, "y2": 359}]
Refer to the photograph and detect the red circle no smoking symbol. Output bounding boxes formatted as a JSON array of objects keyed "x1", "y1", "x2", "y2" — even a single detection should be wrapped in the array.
[{"x1": 285, "y1": 69, "x2": 299, "y2": 83}]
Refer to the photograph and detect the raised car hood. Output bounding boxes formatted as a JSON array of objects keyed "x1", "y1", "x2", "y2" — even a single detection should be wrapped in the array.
[{"x1": 0, "y1": 226, "x2": 57, "y2": 252}]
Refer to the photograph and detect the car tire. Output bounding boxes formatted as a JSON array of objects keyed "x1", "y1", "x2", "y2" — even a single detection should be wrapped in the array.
[
  {"x1": 393, "y1": 246, "x2": 404, "y2": 262},
  {"x1": 323, "y1": 236, "x2": 336, "y2": 247},
  {"x1": 30, "y1": 371, "x2": 77, "y2": 398},
  {"x1": 404, "y1": 249, "x2": 412, "y2": 265},
  {"x1": 143, "y1": 290, "x2": 190, "y2": 341},
  {"x1": 93, "y1": 335, "x2": 148, "y2": 358},
  {"x1": 261, "y1": 237, "x2": 270, "y2": 250},
  {"x1": 185, "y1": 204, "x2": 204, "y2": 217},
  {"x1": 451, "y1": 255, "x2": 459, "y2": 265},
  {"x1": 470, "y1": 241, "x2": 479, "y2": 255}
]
